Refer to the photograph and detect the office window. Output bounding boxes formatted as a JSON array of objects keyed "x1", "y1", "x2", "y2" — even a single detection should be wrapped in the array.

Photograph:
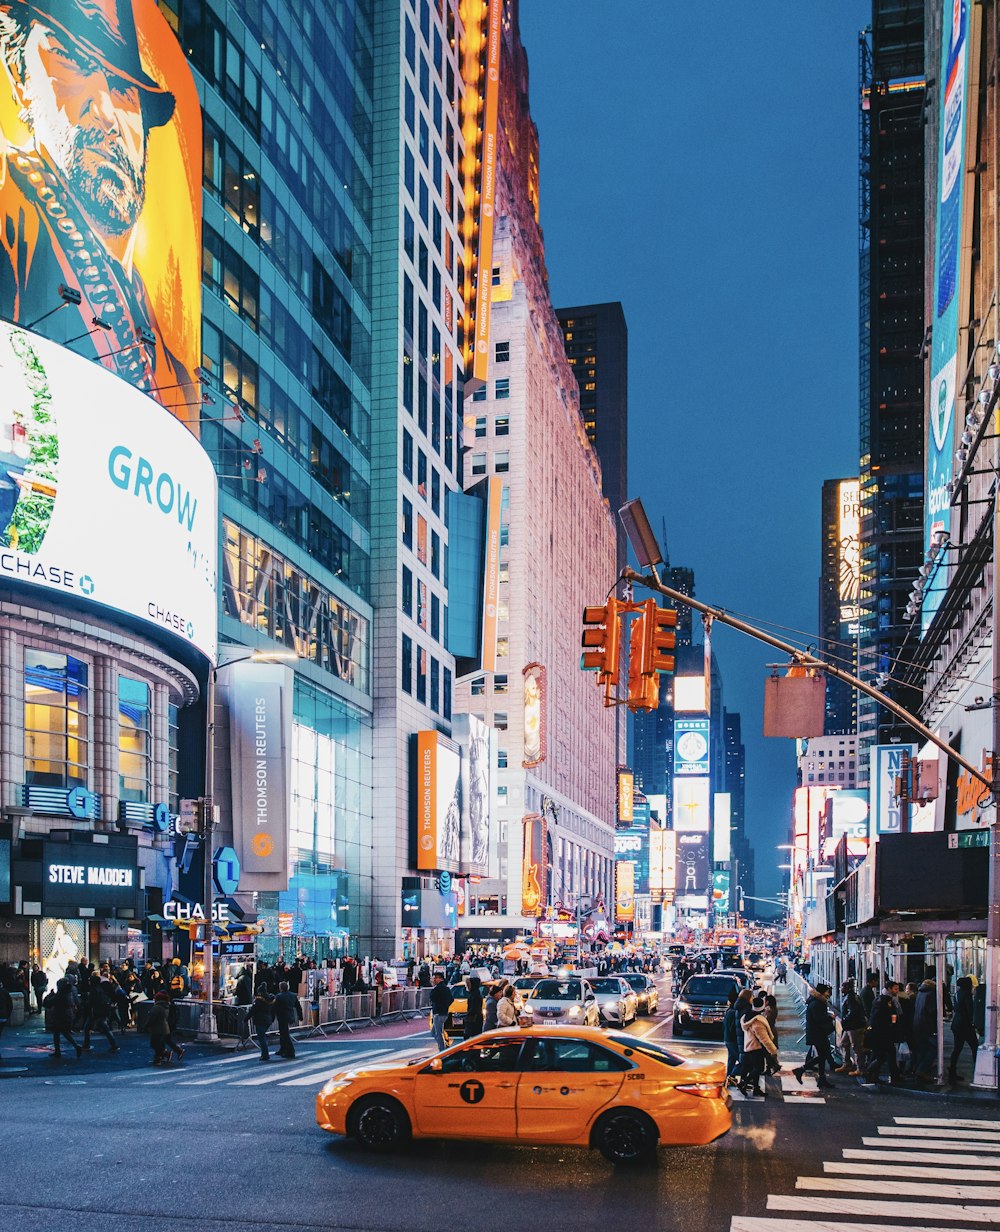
[
  {"x1": 403, "y1": 210, "x2": 415, "y2": 260},
  {"x1": 475, "y1": 416, "x2": 487, "y2": 438},
  {"x1": 471, "y1": 675, "x2": 486, "y2": 697},
  {"x1": 495, "y1": 378, "x2": 510, "y2": 399},
  {"x1": 430, "y1": 657, "x2": 440, "y2": 713},
  {"x1": 416, "y1": 513, "x2": 428, "y2": 563},
  {"x1": 402, "y1": 497, "x2": 413, "y2": 548},
  {"x1": 495, "y1": 340, "x2": 509, "y2": 363},
  {"x1": 402, "y1": 565, "x2": 413, "y2": 617},
  {"x1": 497, "y1": 784, "x2": 508, "y2": 802},
  {"x1": 402, "y1": 430, "x2": 413, "y2": 480},
  {"x1": 471, "y1": 454, "x2": 486, "y2": 476},
  {"x1": 402, "y1": 634, "x2": 413, "y2": 694},
  {"x1": 494, "y1": 452, "x2": 509, "y2": 473},
  {"x1": 431, "y1": 531, "x2": 440, "y2": 578},
  {"x1": 416, "y1": 646, "x2": 427, "y2": 704},
  {"x1": 494, "y1": 674, "x2": 508, "y2": 695},
  {"x1": 431, "y1": 593, "x2": 440, "y2": 641},
  {"x1": 497, "y1": 748, "x2": 508, "y2": 770},
  {"x1": 496, "y1": 637, "x2": 508, "y2": 658},
  {"x1": 494, "y1": 712, "x2": 508, "y2": 731},
  {"x1": 495, "y1": 416, "x2": 509, "y2": 436},
  {"x1": 24, "y1": 650, "x2": 88, "y2": 789},
  {"x1": 491, "y1": 265, "x2": 501, "y2": 286},
  {"x1": 431, "y1": 468, "x2": 440, "y2": 515},
  {"x1": 417, "y1": 579, "x2": 427, "y2": 630},
  {"x1": 418, "y1": 449, "x2": 428, "y2": 498},
  {"x1": 472, "y1": 385, "x2": 486, "y2": 402},
  {"x1": 443, "y1": 666, "x2": 452, "y2": 720}
]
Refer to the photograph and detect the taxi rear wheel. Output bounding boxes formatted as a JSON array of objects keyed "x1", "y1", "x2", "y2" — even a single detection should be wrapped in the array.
[
  {"x1": 348, "y1": 1095, "x2": 411, "y2": 1153},
  {"x1": 593, "y1": 1109, "x2": 658, "y2": 1165}
]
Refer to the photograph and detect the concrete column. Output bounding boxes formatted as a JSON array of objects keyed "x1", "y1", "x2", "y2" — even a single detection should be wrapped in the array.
[
  {"x1": 0, "y1": 630, "x2": 24, "y2": 809},
  {"x1": 92, "y1": 655, "x2": 119, "y2": 830},
  {"x1": 152, "y1": 681, "x2": 170, "y2": 804}
]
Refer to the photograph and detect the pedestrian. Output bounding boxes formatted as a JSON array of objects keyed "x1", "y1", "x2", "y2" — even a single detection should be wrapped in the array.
[
  {"x1": 897, "y1": 982, "x2": 917, "y2": 1074},
  {"x1": 83, "y1": 979, "x2": 120, "y2": 1053},
  {"x1": 497, "y1": 983, "x2": 518, "y2": 1027},
  {"x1": 464, "y1": 975, "x2": 484, "y2": 1039},
  {"x1": 948, "y1": 976, "x2": 979, "y2": 1084},
  {"x1": 234, "y1": 966, "x2": 254, "y2": 1006},
  {"x1": 164, "y1": 996, "x2": 186, "y2": 1061},
  {"x1": 273, "y1": 981, "x2": 302, "y2": 1059},
  {"x1": 484, "y1": 984, "x2": 501, "y2": 1032},
  {"x1": 146, "y1": 992, "x2": 172, "y2": 1065},
  {"x1": 763, "y1": 994, "x2": 780, "y2": 1075},
  {"x1": 860, "y1": 972, "x2": 879, "y2": 1022},
  {"x1": 722, "y1": 985, "x2": 741, "y2": 1086},
  {"x1": 739, "y1": 994, "x2": 778, "y2": 1098},
  {"x1": 912, "y1": 971, "x2": 938, "y2": 1081},
  {"x1": 30, "y1": 963, "x2": 47, "y2": 1015},
  {"x1": 836, "y1": 978, "x2": 867, "y2": 1076},
  {"x1": 45, "y1": 978, "x2": 82, "y2": 1059},
  {"x1": 250, "y1": 988, "x2": 275, "y2": 1062},
  {"x1": 734, "y1": 987, "x2": 754, "y2": 1078},
  {"x1": 794, "y1": 983, "x2": 835, "y2": 1089},
  {"x1": 775, "y1": 960, "x2": 787, "y2": 985},
  {"x1": 429, "y1": 972, "x2": 453, "y2": 1052},
  {"x1": 861, "y1": 990, "x2": 900, "y2": 1087},
  {"x1": 0, "y1": 982, "x2": 11, "y2": 1065}
]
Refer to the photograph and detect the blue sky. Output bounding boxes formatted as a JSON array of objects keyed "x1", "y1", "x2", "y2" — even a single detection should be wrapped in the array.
[{"x1": 520, "y1": 1, "x2": 872, "y2": 900}]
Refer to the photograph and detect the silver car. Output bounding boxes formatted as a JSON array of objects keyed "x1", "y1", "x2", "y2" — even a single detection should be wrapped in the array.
[
  {"x1": 588, "y1": 976, "x2": 639, "y2": 1026},
  {"x1": 623, "y1": 972, "x2": 659, "y2": 1015},
  {"x1": 525, "y1": 978, "x2": 600, "y2": 1027}
]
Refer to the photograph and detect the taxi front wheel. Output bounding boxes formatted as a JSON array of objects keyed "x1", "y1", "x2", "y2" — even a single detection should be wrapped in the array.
[
  {"x1": 348, "y1": 1095, "x2": 412, "y2": 1153},
  {"x1": 593, "y1": 1109, "x2": 658, "y2": 1165}
]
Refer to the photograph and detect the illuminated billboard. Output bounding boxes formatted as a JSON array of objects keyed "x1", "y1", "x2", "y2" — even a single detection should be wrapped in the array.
[
  {"x1": 413, "y1": 731, "x2": 461, "y2": 874},
  {"x1": 673, "y1": 675, "x2": 708, "y2": 713},
  {"x1": 521, "y1": 812, "x2": 545, "y2": 917},
  {"x1": 712, "y1": 871, "x2": 730, "y2": 915},
  {"x1": 0, "y1": 321, "x2": 217, "y2": 658},
  {"x1": 0, "y1": 0, "x2": 202, "y2": 404},
  {"x1": 615, "y1": 860, "x2": 635, "y2": 923},
  {"x1": 713, "y1": 792, "x2": 731, "y2": 863},
  {"x1": 481, "y1": 476, "x2": 502, "y2": 672},
  {"x1": 454, "y1": 713, "x2": 492, "y2": 876},
  {"x1": 925, "y1": 0, "x2": 973, "y2": 629},
  {"x1": 822, "y1": 790, "x2": 870, "y2": 860},
  {"x1": 871, "y1": 743, "x2": 917, "y2": 838},
  {"x1": 649, "y1": 828, "x2": 676, "y2": 896},
  {"x1": 674, "y1": 777, "x2": 710, "y2": 832},
  {"x1": 617, "y1": 768, "x2": 634, "y2": 825},
  {"x1": 838, "y1": 480, "x2": 860, "y2": 631},
  {"x1": 522, "y1": 662, "x2": 546, "y2": 767},
  {"x1": 674, "y1": 717, "x2": 710, "y2": 776},
  {"x1": 470, "y1": 0, "x2": 501, "y2": 381},
  {"x1": 676, "y1": 831, "x2": 710, "y2": 896}
]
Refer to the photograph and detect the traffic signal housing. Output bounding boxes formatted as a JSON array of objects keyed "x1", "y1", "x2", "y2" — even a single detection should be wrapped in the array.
[
  {"x1": 627, "y1": 603, "x2": 659, "y2": 711},
  {"x1": 649, "y1": 603, "x2": 677, "y2": 673},
  {"x1": 581, "y1": 600, "x2": 622, "y2": 683}
]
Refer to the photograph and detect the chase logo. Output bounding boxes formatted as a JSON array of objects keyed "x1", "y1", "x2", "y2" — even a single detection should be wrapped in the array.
[
  {"x1": 186, "y1": 620, "x2": 195, "y2": 640},
  {"x1": 79, "y1": 575, "x2": 95, "y2": 596}
]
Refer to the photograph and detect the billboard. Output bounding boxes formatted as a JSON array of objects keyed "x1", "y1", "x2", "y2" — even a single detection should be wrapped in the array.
[
  {"x1": 838, "y1": 480, "x2": 860, "y2": 632},
  {"x1": 522, "y1": 662, "x2": 546, "y2": 767},
  {"x1": 614, "y1": 796, "x2": 650, "y2": 894},
  {"x1": 712, "y1": 870, "x2": 730, "y2": 915},
  {"x1": 871, "y1": 743, "x2": 917, "y2": 837},
  {"x1": 822, "y1": 790, "x2": 870, "y2": 860},
  {"x1": 617, "y1": 768, "x2": 634, "y2": 825},
  {"x1": 713, "y1": 792, "x2": 731, "y2": 863},
  {"x1": 413, "y1": 730, "x2": 461, "y2": 874},
  {"x1": 228, "y1": 661, "x2": 293, "y2": 888},
  {"x1": 649, "y1": 828, "x2": 676, "y2": 895},
  {"x1": 673, "y1": 674, "x2": 708, "y2": 713},
  {"x1": 521, "y1": 812, "x2": 545, "y2": 917},
  {"x1": 674, "y1": 717, "x2": 710, "y2": 776},
  {"x1": 454, "y1": 713, "x2": 492, "y2": 875},
  {"x1": 0, "y1": 0, "x2": 201, "y2": 403},
  {"x1": 676, "y1": 830, "x2": 710, "y2": 896},
  {"x1": 42, "y1": 837, "x2": 140, "y2": 914},
  {"x1": 470, "y1": 0, "x2": 502, "y2": 381},
  {"x1": 615, "y1": 860, "x2": 635, "y2": 923},
  {"x1": 481, "y1": 476, "x2": 502, "y2": 672},
  {"x1": 925, "y1": 0, "x2": 973, "y2": 630},
  {"x1": 674, "y1": 777, "x2": 710, "y2": 832},
  {"x1": 0, "y1": 321, "x2": 217, "y2": 658}
]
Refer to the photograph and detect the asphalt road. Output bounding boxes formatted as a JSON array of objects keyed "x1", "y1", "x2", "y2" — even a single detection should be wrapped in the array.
[{"x1": 3, "y1": 974, "x2": 998, "y2": 1232}]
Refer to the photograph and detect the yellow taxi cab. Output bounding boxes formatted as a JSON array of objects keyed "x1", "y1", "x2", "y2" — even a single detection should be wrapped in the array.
[{"x1": 316, "y1": 1026, "x2": 730, "y2": 1165}]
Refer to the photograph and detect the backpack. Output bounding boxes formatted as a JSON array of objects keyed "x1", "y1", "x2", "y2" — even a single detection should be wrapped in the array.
[{"x1": 170, "y1": 973, "x2": 185, "y2": 994}]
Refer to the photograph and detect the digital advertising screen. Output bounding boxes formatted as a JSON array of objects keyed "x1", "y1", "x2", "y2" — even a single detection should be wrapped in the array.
[
  {"x1": 0, "y1": 0, "x2": 202, "y2": 403},
  {"x1": 414, "y1": 731, "x2": 461, "y2": 874},
  {"x1": 673, "y1": 717, "x2": 710, "y2": 776},
  {"x1": 0, "y1": 321, "x2": 218, "y2": 658}
]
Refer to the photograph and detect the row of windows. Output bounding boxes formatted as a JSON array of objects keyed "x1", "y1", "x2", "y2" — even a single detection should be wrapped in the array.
[
  {"x1": 402, "y1": 431, "x2": 445, "y2": 515},
  {"x1": 470, "y1": 453, "x2": 509, "y2": 475},
  {"x1": 401, "y1": 500, "x2": 443, "y2": 579},
  {"x1": 401, "y1": 566, "x2": 446, "y2": 645},
  {"x1": 473, "y1": 416, "x2": 509, "y2": 437},
  {"x1": 401, "y1": 634, "x2": 452, "y2": 718},
  {"x1": 470, "y1": 378, "x2": 510, "y2": 402}
]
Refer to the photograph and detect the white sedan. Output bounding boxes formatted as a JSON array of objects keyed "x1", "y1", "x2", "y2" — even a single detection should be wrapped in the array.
[
  {"x1": 588, "y1": 976, "x2": 639, "y2": 1026},
  {"x1": 523, "y1": 978, "x2": 600, "y2": 1027}
]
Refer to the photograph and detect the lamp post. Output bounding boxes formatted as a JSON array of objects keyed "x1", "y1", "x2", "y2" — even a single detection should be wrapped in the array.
[{"x1": 198, "y1": 647, "x2": 297, "y2": 1043}]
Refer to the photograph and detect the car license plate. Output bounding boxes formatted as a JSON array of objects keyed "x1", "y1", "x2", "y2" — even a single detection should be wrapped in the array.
[{"x1": 451, "y1": 1014, "x2": 464, "y2": 1024}]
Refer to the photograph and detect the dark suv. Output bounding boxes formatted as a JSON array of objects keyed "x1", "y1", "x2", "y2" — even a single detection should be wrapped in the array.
[{"x1": 672, "y1": 974, "x2": 740, "y2": 1038}]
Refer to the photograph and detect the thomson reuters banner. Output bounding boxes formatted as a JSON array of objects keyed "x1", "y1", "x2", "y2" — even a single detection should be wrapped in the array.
[
  {"x1": 0, "y1": 0, "x2": 202, "y2": 404},
  {"x1": 227, "y1": 661, "x2": 293, "y2": 891},
  {"x1": 413, "y1": 731, "x2": 461, "y2": 874}
]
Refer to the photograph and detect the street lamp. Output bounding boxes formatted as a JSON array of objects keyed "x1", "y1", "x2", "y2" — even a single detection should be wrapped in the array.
[{"x1": 198, "y1": 647, "x2": 297, "y2": 1042}]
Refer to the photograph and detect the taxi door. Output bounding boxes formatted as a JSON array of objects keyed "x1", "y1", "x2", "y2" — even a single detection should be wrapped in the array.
[
  {"x1": 412, "y1": 1038, "x2": 525, "y2": 1139},
  {"x1": 516, "y1": 1036, "x2": 630, "y2": 1143}
]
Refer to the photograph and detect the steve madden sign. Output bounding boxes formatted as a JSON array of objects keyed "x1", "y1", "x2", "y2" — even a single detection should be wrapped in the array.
[
  {"x1": 41, "y1": 840, "x2": 140, "y2": 912},
  {"x1": 49, "y1": 864, "x2": 134, "y2": 888}
]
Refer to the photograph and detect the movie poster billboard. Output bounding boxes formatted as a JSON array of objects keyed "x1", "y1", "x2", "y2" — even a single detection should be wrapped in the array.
[
  {"x1": 453, "y1": 713, "x2": 491, "y2": 875},
  {"x1": 0, "y1": 0, "x2": 202, "y2": 405},
  {"x1": 522, "y1": 662, "x2": 545, "y2": 767}
]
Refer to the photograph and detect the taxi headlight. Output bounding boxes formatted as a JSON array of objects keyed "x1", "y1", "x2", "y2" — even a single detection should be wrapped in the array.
[{"x1": 321, "y1": 1077, "x2": 355, "y2": 1096}]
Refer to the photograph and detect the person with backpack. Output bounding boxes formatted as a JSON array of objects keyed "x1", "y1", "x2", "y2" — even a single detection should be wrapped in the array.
[
  {"x1": 794, "y1": 983, "x2": 836, "y2": 1089},
  {"x1": 738, "y1": 994, "x2": 778, "y2": 1099},
  {"x1": 168, "y1": 958, "x2": 189, "y2": 999}
]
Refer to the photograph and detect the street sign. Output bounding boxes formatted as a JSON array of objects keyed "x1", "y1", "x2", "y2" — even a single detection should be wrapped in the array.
[{"x1": 947, "y1": 830, "x2": 989, "y2": 848}]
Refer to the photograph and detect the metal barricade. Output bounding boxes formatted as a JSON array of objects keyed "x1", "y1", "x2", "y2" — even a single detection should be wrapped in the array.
[
  {"x1": 214, "y1": 1002, "x2": 255, "y2": 1050},
  {"x1": 377, "y1": 987, "x2": 406, "y2": 1023}
]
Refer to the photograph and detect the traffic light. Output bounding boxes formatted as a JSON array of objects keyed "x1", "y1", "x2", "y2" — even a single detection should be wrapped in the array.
[
  {"x1": 581, "y1": 600, "x2": 622, "y2": 684},
  {"x1": 627, "y1": 603, "x2": 659, "y2": 711},
  {"x1": 649, "y1": 603, "x2": 677, "y2": 673}
]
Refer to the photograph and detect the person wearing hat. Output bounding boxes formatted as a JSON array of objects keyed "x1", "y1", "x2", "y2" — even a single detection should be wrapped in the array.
[
  {"x1": 738, "y1": 993, "x2": 778, "y2": 1099},
  {"x1": 0, "y1": 0, "x2": 193, "y2": 399}
]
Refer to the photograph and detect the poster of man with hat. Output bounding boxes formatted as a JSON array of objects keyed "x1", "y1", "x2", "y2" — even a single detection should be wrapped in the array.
[{"x1": 0, "y1": 0, "x2": 200, "y2": 404}]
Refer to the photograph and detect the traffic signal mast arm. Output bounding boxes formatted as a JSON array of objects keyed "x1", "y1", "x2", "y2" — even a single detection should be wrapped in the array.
[{"x1": 622, "y1": 565, "x2": 990, "y2": 790}]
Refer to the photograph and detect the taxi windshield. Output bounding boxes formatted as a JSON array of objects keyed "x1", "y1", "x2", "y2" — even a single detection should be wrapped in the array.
[
  {"x1": 589, "y1": 979, "x2": 623, "y2": 994},
  {"x1": 623, "y1": 975, "x2": 647, "y2": 989},
  {"x1": 685, "y1": 977, "x2": 735, "y2": 997},
  {"x1": 532, "y1": 980, "x2": 582, "y2": 1001}
]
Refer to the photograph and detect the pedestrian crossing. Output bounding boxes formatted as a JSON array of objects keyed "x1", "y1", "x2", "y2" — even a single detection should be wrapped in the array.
[
  {"x1": 105, "y1": 1034, "x2": 436, "y2": 1092},
  {"x1": 730, "y1": 1115, "x2": 1000, "y2": 1232},
  {"x1": 728, "y1": 1062, "x2": 828, "y2": 1105}
]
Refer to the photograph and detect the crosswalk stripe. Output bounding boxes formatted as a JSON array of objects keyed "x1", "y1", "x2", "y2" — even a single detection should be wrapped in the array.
[
  {"x1": 864, "y1": 1137, "x2": 1000, "y2": 1154},
  {"x1": 877, "y1": 1126, "x2": 1000, "y2": 1141},
  {"x1": 767, "y1": 1194, "x2": 1000, "y2": 1223},
  {"x1": 796, "y1": 1176, "x2": 1000, "y2": 1200},
  {"x1": 844, "y1": 1149, "x2": 1000, "y2": 1167},
  {"x1": 278, "y1": 1046, "x2": 433, "y2": 1087},
  {"x1": 895, "y1": 1117, "x2": 1000, "y2": 1132},
  {"x1": 824, "y1": 1161, "x2": 1000, "y2": 1183},
  {"x1": 231, "y1": 1049, "x2": 403, "y2": 1088},
  {"x1": 736, "y1": 1219, "x2": 987, "y2": 1232}
]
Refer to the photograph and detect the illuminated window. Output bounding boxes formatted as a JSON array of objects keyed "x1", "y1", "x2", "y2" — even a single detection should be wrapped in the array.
[
  {"x1": 24, "y1": 651, "x2": 88, "y2": 790},
  {"x1": 118, "y1": 676, "x2": 151, "y2": 803},
  {"x1": 495, "y1": 416, "x2": 509, "y2": 436},
  {"x1": 584, "y1": 382, "x2": 596, "y2": 392}
]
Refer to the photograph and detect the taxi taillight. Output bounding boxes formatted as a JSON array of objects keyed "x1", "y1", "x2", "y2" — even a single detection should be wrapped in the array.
[{"x1": 675, "y1": 1083, "x2": 723, "y2": 1099}]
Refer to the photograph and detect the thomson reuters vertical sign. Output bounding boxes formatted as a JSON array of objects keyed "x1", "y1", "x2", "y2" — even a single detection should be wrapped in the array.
[{"x1": 416, "y1": 730, "x2": 437, "y2": 869}]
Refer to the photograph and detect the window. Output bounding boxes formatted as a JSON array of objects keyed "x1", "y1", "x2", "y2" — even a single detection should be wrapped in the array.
[
  {"x1": 471, "y1": 453, "x2": 486, "y2": 476},
  {"x1": 497, "y1": 748, "x2": 508, "y2": 770},
  {"x1": 430, "y1": 656, "x2": 440, "y2": 713},
  {"x1": 495, "y1": 416, "x2": 509, "y2": 436},
  {"x1": 496, "y1": 637, "x2": 508, "y2": 658},
  {"x1": 471, "y1": 675, "x2": 486, "y2": 697},
  {"x1": 431, "y1": 469, "x2": 440, "y2": 514},
  {"x1": 417, "y1": 579, "x2": 428, "y2": 630},
  {"x1": 431, "y1": 531, "x2": 440, "y2": 578},
  {"x1": 402, "y1": 634, "x2": 413, "y2": 694},
  {"x1": 402, "y1": 430, "x2": 413, "y2": 480},
  {"x1": 475, "y1": 416, "x2": 487, "y2": 438},
  {"x1": 431, "y1": 593, "x2": 440, "y2": 641},
  {"x1": 402, "y1": 497, "x2": 413, "y2": 548},
  {"x1": 24, "y1": 651, "x2": 88, "y2": 789},
  {"x1": 494, "y1": 674, "x2": 509, "y2": 695},
  {"x1": 416, "y1": 513, "x2": 428, "y2": 563},
  {"x1": 495, "y1": 340, "x2": 509, "y2": 363},
  {"x1": 418, "y1": 449, "x2": 428, "y2": 498},
  {"x1": 472, "y1": 385, "x2": 486, "y2": 402},
  {"x1": 443, "y1": 667, "x2": 452, "y2": 720},
  {"x1": 526, "y1": 1038, "x2": 631, "y2": 1073},
  {"x1": 497, "y1": 784, "x2": 508, "y2": 801},
  {"x1": 494, "y1": 712, "x2": 508, "y2": 731},
  {"x1": 491, "y1": 265, "x2": 501, "y2": 287},
  {"x1": 402, "y1": 566, "x2": 413, "y2": 617},
  {"x1": 494, "y1": 451, "x2": 510, "y2": 473},
  {"x1": 495, "y1": 377, "x2": 510, "y2": 399},
  {"x1": 437, "y1": 1040, "x2": 524, "y2": 1073},
  {"x1": 118, "y1": 676, "x2": 151, "y2": 803},
  {"x1": 416, "y1": 646, "x2": 427, "y2": 704}
]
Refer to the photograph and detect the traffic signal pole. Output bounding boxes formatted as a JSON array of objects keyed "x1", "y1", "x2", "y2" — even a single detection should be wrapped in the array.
[{"x1": 622, "y1": 566, "x2": 989, "y2": 789}]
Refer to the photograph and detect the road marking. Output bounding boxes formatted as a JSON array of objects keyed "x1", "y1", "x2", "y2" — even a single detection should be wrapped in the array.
[
  {"x1": 279, "y1": 1046, "x2": 432, "y2": 1086},
  {"x1": 864, "y1": 1136, "x2": 1000, "y2": 1154},
  {"x1": 844, "y1": 1149, "x2": 1000, "y2": 1167},
  {"x1": 877, "y1": 1126, "x2": 1000, "y2": 1141},
  {"x1": 230, "y1": 1049, "x2": 403, "y2": 1087},
  {"x1": 796, "y1": 1176, "x2": 1000, "y2": 1200},
  {"x1": 767, "y1": 1194, "x2": 1000, "y2": 1223},
  {"x1": 896, "y1": 1117, "x2": 1000, "y2": 1131},
  {"x1": 824, "y1": 1161, "x2": 1000, "y2": 1183}
]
